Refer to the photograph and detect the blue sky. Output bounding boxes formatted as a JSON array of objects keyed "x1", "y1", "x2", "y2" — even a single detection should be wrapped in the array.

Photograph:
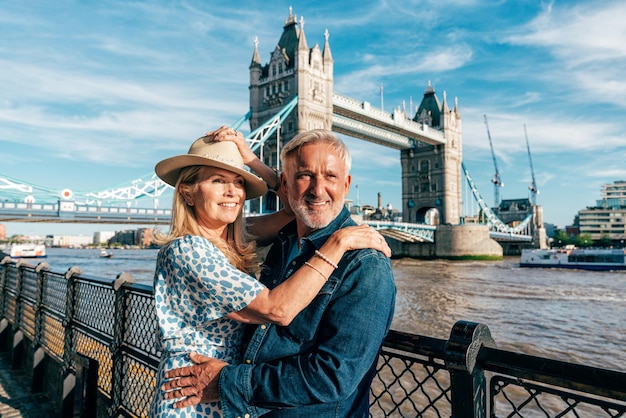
[{"x1": 2, "y1": 1, "x2": 626, "y2": 237}]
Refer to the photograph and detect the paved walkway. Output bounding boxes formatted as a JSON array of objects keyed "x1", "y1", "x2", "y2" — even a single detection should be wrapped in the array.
[{"x1": 0, "y1": 351, "x2": 57, "y2": 417}]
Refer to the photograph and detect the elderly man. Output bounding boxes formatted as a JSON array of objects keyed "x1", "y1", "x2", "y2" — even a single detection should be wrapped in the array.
[{"x1": 164, "y1": 129, "x2": 396, "y2": 417}]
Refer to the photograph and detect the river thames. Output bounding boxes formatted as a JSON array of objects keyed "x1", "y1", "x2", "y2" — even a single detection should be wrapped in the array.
[{"x1": 39, "y1": 247, "x2": 626, "y2": 373}]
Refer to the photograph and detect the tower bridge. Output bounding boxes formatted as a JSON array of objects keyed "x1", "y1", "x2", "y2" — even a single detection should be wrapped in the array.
[{"x1": 0, "y1": 8, "x2": 545, "y2": 255}]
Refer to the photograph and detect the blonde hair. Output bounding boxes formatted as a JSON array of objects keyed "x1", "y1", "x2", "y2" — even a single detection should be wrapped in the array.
[{"x1": 153, "y1": 165, "x2": 258, "y2": 273}]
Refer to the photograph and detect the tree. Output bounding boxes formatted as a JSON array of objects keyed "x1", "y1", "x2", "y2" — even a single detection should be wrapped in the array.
[
  {"x1": 552, "y1": 230, "x2": 571, "y2": 248},
  {"x1": 574, "y1": 233, "x2": 594, "y2": 248},
  {"x1": 598, "y1": 234, "x2": 612, "y2": 248}
]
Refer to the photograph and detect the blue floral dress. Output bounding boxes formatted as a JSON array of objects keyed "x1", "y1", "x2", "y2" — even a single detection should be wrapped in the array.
[{"x1": 150, "y1": 235, "x2": 265, "y2": 418}]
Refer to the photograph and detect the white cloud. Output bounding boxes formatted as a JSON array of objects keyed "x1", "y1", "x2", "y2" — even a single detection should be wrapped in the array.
[{"x1": 504, "y1": 1, "x2": 626, "y2": 105}]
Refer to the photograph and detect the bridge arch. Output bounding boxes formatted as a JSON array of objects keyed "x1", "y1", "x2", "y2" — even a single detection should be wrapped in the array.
[{"x1": 414, "y1": 206, "x2": 440, "y2": 225}]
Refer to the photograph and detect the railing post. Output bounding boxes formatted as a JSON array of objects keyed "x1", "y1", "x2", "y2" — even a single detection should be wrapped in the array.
[
  {"x1": 31, "y1": 261, "x2": 49, "y2": 393},
  {"x1": 0, "y1": 257, "x2": 11, "y2": 342},
  {"x1": 63, "y1": 266, "x2": 81, "y2": 372},
  {"x1": 12, "y1": 259, "x2": 27, "y2": 369},
  {"x1": 62, "y1": 266, "x2": 81, "y2": 417},
  {"x1": 444, "y1": 320, "x2": 496, "y2": 418},
  {"x1": 71, "y1": 352, "x2": 99, "y2": 418},
  {"x1": 110, "y1": 272, "x2": 135, "y2": 415}
]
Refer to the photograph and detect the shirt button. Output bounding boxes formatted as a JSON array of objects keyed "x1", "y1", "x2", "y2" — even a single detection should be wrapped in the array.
[
  {"x1": 245, "y1": 415, "x2": 251, "y2": 418},
  {"x1": 261, "y1": 324, "x2": 267, "y2": 329},
  {"x1": 245, "y1": 359, "x2": 251, "y2": 364},
  {"x1": 291, "y1": 260, "x2": 297, "y2": 266}
]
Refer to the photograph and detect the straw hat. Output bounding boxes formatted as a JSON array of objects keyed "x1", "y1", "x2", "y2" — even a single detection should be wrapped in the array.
[{"x1": 155, "y1": 136, "x2": 267, "y2": 200}]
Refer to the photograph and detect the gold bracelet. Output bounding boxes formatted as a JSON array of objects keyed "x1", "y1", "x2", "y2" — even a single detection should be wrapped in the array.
[
  {"x1": 304, "y1": 261, "x2": 327, "y2": 280},
  {"x1": 314, "y1": 249, "x2": 338, "y2": 269}
]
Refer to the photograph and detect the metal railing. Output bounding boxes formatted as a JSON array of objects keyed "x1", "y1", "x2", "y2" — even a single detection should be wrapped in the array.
[{"x1": 1, "y1": 257, "x2": 625, "y2": 417}]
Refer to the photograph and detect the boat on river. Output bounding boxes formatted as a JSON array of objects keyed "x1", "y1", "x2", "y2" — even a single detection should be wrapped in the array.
[
  {"x1": 10, "y1": 244, "x2": 47, "y2": 259},
  {"x1": 100, "y1": 249, "x2": 113, "y2": 258},
  {"x1": 520, "y1": 247, "x2": 626, "y2": 271}
]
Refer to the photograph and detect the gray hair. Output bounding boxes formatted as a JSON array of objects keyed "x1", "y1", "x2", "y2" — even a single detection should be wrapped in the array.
[{"x1": 280, "y1": 129, "x2": 352, "y2": 172}]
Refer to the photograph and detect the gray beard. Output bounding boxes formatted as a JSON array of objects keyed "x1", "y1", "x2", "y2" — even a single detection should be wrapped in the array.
[{"x1": 288, "y1": 196, "x2": 340, "y2": 231}]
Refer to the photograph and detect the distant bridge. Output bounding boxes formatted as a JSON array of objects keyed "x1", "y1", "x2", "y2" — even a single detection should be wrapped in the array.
[{"x1": 0, "y1": 200, "x2": 171, "y2": 226}]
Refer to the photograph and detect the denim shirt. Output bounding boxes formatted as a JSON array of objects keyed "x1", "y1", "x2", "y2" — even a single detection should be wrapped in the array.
[{"x1": 219, "y1": 207, "x2": 396, "y2": 418}]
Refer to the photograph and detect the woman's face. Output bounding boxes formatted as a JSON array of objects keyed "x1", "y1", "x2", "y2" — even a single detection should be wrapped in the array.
[{"x1": 183, "y1": 166, "x2": 246, "y2": 233}]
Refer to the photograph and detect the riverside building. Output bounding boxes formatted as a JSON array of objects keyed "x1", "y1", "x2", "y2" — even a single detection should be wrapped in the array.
[{"x1": 577, "y1": 180, "x2": 626, "y2": 244}]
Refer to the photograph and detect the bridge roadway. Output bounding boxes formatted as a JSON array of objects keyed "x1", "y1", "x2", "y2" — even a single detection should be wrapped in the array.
[{"x1": 331, "y1": 93, "x2": 445, "y2": 149}]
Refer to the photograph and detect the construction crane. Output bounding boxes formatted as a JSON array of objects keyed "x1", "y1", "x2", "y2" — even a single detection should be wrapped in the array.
[
  {"x1": 524, "y1": 124, "x2": 539, "y2": 205},
  {"x1": 483, "y1": 114, "x2": 504, "y2": 207}
]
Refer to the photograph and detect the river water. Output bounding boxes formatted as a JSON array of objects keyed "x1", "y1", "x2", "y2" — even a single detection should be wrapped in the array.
[{"x1": 38, "y1": 247, "x2": 626, "y2": 373}]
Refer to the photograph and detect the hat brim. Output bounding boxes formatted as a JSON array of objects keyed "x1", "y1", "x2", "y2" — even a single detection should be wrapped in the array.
[{"x1": 155, "y1": 154, "x2": 267, "y2": 200}]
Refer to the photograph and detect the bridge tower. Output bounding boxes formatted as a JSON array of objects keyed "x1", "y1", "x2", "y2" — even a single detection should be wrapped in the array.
[
  {"x1": 248, "y1": 8, "x2": 333, "y2": 212},
  {"x1": 401, "y1": 83, "x2": 463, "y2": 225}
]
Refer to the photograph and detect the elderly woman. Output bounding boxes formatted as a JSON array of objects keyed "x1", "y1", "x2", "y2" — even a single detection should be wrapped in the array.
[{"x1": 150, "y1": 127, "x2": 390, "y2": 417}]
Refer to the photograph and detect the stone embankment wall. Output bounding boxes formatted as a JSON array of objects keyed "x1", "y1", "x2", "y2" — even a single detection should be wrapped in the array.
[{"x1": 386, "y1": 224, "x2": 503, "y2": 259}]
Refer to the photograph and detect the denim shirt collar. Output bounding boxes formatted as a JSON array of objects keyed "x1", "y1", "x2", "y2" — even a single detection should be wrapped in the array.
[{"x1": 270, "y1": 207, "x2": 355, "y2": 278}]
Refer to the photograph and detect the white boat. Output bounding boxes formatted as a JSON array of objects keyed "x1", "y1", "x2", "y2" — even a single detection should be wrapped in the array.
[
  {"x1": 100, "y1": 249, "x2": 113, "y2": 258},
  {"x1": 10, "y1": 244, "x2": 47, "y2": 259},
  {"x1": 520, "y1": 247, "x2": 626, "y2": 271}
]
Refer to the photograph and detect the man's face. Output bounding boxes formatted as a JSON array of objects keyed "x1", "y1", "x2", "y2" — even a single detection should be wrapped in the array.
[{"x1": 282, "y1": 142, "x2": 351, "y2": 237}]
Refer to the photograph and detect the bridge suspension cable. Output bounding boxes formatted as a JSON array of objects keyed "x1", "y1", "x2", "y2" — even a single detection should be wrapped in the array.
[
  {"x1": 245, "y1": 96, "x2": 298, "y2": 153},
  {"x1": 462, "y1": 162, "x2": 532, "y2": 235},
  {"x1": 0, "y1": 171, "x2": 171, "y2": 207}
]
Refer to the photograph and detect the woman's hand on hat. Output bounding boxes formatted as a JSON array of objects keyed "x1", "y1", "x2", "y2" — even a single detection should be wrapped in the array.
[
  {"x1": 207, "y1": 126, "x2": 257, "y2": 165},
  {"x1": 205, "y1": 125, "x2": 284, "y2": 203}
]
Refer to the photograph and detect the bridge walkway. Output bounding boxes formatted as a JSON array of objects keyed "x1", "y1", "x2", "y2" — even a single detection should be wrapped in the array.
[{"x1": 0, "y1": 351, "x2": 56, "y2": 418}]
